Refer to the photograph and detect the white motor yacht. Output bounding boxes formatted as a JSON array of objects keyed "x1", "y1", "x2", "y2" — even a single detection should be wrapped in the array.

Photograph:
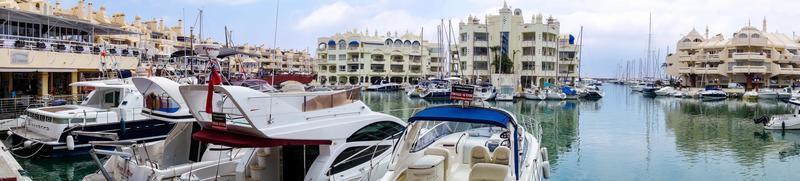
[
  {"x1": 755, "y1": 109, "x2": 800, "y2": 130},
  {"x1": 86, "y1": 81, "x2": 406, "y2": 180},
  {"x1": 367, "y1": 80, "x2": 403, "y2": 91},
  {"x1": 7, "y1": 79, "x2": 174, "y2": 158},
  {"x1": 474, "y1": 84, "x2": 496, "y2": 101},
  {"x1": 699, "y1": 89, "x2": 727, "y2": 102},
  {"x1": 758, "y1": 89, "x2": 778, "y2": 99},
  {"x1": 545, "y1": 89, "x2": 566, "y2": 100},
  {"x1": 654, "y1": 87, "x2": 675, "y2": 96},
  {"x1": 379, "y1": 105, "x2": 550, "y2": 181},
  {"x1": 523, "y1": 89, "x2": 546, "y2": 100},
  {"x1": 495, "y1": 85, "x2": 516, "y2": 101}
]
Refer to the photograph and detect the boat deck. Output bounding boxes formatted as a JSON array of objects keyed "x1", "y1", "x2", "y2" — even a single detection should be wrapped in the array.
[{"x1": 1, "y1": 143, "x2": 30, "y2": 180}]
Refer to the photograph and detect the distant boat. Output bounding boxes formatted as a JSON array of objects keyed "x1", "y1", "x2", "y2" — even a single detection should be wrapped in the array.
[
  {"x1": 420, "y1": 79, "x2": 451, "y2": 100},
  {"x1": 654, "y1": 87, "x2": 674, "y2": 96},
  {"x1": 545, "y1": 89, "x2": 566, "y2": 100},
  {"x1": 743, "y1": 90, "x2": 759, "y2": 101},
  {"x1": 641, "y1": 83, "x2": 659, "y2": 97},
  {"x1": 699, "y1": 88, "x2": 727, "y2": 102},
  {"x1": 581, "y1": 86, "x2": 603, "y2": 100},
  {"x1": 754, "y1": 109, "x2": 800, "y2": 130},
  {"x1": 523, "y1": 89, "x2": 546, "y2": 100},
  {"x1": 758, "y1": 89, "x2": 778, "y2": 99},
  {"x1": 366, "y1": 80, "x2": 403, "y2": 91},
  {"x1": 495, "y1": 85, "x2": 516, "y2": 101},
  {"x1": 474, "y1": 83, "x2": 496, "y2": 101}
]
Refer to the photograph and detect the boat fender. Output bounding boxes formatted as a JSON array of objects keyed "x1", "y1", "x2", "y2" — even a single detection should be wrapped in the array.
[
  {"x1": 23, "y1": 140, "x2": 33, "y2": 148},
  {"x1": 541, "y1": 161, "x2": 551, "y2": 179},
  {"x1": 66, "y1": 135, "x2": 75, "y2": 150},
  {"x1": 540, "y1": 147, "x2": 549, "y2": 162}
]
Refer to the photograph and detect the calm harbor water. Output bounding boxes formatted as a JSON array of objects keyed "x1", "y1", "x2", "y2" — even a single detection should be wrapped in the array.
[{"x1": 9, "y1": 84, "x2": 800, "y2": 180}]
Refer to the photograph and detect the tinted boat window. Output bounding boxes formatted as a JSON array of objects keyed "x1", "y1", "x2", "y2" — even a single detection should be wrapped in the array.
[
  {"x1": 329, "y1": 145, "x2": 390, "y2": 175},
  {"x1": 346, "y1": 121, "x2": 404, "y2": 142}
]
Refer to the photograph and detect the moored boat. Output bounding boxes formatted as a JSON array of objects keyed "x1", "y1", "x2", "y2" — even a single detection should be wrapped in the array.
[
  {"x1": 378, "y1": 105, "x2": 550, "y2": 181},
  {"x1": 754, "y1": 109, "x2": 800, "y2": 130},
  {"x1": 699, "y1": 88, "x2": 727, "y2": 102},
  {"x1": 495, "y1": 85, "x2": 516, "y2": 101},
  {"x1": 8, "y1": 79, "x2": 175, "y2": 158},
  {"x1": 523, "y1": 89, "x2": 546, "y2": 100}
]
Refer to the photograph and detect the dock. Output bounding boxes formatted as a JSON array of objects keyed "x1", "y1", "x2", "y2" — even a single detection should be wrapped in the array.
[{"x1": 0, "y1": 143, "x2": 29, "y2": 181}]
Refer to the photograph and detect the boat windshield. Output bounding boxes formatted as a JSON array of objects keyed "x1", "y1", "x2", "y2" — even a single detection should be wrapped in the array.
[
  {"x1": 499, "y1": 86, "x2": 514, "y2": 94},
  {"x1": 410, "y1": 121, "x2": 506, "y2": 152}
]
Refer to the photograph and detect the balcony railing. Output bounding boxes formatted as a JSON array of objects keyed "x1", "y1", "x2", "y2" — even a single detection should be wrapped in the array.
[
  {"x1": 731, "y1": 38, "x2": 768, "y2": 46},
  {"x1": 0, "y1": 34, "x2": 140, "y2": 57},
  {"x1": 373, "y1": 58, "x2": 385, "y2": 62},
  {"x1": 372, "y1": 69, "x2": 385, "y2": 73},
  {"x1": 392, "y1": 59, "x2": 404, "y2": 63},
  {"x1": 731, "y1": 52, "x2": 767, "y2": 60},
  {"x1": 391, "y1": 69, "x2": 404, "y2": 73},
  {"x1": 730, "y1": 65, "x2": 767, "y2": 73},
  {"x1": 698, "y1": 54, "x2": 721, "y2": 61},
  {"x1": 678, "y1": 55, "x2": 693, "y2": 62}
]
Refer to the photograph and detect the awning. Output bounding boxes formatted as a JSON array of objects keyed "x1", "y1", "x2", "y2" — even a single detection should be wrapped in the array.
[
  {"x1": 408, "y1": 106, "x2": 514, "y2": 128},
  {"x1": 192, "y1": 129, "x2": 332, "y2": 148}
]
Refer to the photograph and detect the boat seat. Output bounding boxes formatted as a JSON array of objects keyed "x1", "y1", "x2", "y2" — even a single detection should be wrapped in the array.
[
  {"x1": 468, "y1": 163, "x2": 508, "y2": 181},
  {"x1": 492, "y1": 146, "x2": 510, "y2": 165},
  {"x1": 424, "y1": 147, "x2": 450, "y2": 180},
  {"x1": 407, "y1": 155, "x2": 445, "y2": 181},
  {"x1": 470, "y1": 145, "x2": 492, "y2": 166}
]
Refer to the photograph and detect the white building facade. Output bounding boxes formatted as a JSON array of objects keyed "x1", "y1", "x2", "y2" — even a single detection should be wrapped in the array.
[
  {"x1": 457, "y1": 3, "x2": 580, "y2": 88},
  {"x1": 315, "y1": 30, "x2": 442, "y2": 85},
  {"x1": 665, "y1": 20, "x2": 800, "y2": 89}
]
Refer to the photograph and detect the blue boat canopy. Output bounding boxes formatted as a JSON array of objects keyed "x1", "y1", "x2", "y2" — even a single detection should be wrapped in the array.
[{"x1": 409, "y1": 106, "x2": 514, "y2": 128}]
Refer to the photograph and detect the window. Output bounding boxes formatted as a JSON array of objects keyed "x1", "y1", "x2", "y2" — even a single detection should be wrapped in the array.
[
  {"x1": 474, "y1": 47, "x2": 488, "y2": 56},
  {"x1": 523, "y1": 32, "x2": 535, "y2": 41},
  {"x1": 542, "y1": 62, "x2": 555, "y2": 71},
  {"x1": 460, "y1": 33, "x2": 468, "y2": 41},
  {"x1": 328, "y1": 55, "x2": 335, "y2": 61},
  {"x1": 473, "y1": 61, "x2": 489, "y2": 70},
  {"x1": 347, "y1": 121, "x2": 404, "y2": 142},
  {"x1": 751, "y1": 33, "x2": 760, "y2": 38},
  {"x1": 385, "y1": 39, "x2": 393, "y2": 46},
  {"x1": 338, "y1": 54, "x2": 346, "y2": 61},
  {"x1": 474, "y1": 32, "x2": 488, "y2": 41},
  {"x1": 338, "y1": 65, "x2": 346, "y2": 71},
  {"x1": 522, "y1": 61, "x2": 535, "y2": 70},
  {"x1": 329, "y1": 146, "x2": 391, "y2": 175},
  {"x1": 522, "y1": 47, "x2": 535, "y2": 56},
  {"x1": 460, "y1": 47, "x2": 469, "y2": 56},
  {"x1": 104, "y1": 91, "x2": 120, "y2": 107},
  {"x1": 338, "y1": 40, "x2": 346, "y2": 49},
  {"x1": 738, "y1": 33, "x2": 748, "y2": 38}
]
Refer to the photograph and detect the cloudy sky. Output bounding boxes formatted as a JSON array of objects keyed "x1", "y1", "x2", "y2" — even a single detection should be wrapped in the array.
[{"x1": 62, "y1": 0, "x2": 800, "y2": 77}]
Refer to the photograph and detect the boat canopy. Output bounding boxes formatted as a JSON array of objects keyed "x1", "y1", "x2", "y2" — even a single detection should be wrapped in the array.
[
  {"x1": 193, "y1": 128, "x2": 331, "y2": 148},
  {"x1": 408, "y1": 106, "x2": 514, "y2": 128}
]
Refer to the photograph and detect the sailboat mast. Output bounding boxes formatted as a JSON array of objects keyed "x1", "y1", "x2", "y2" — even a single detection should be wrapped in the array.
[
  {"x1": 646, "y1": 12, "x2": 652, "y2": 80},
  {"x1": 577, "y1": 26, "x2": 584, "y2": 82}
]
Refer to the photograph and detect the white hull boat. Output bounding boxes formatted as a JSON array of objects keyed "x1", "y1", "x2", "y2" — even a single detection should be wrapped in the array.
[
  {"x1": 755, "y1": 109, "x2": 800, "y2": 130},
  {"x1": 654, "y1": 87, "x2": 674, "y2": 96},
  {"x1": 523, "y1": 89, "x2": 546, "y2": 100}
]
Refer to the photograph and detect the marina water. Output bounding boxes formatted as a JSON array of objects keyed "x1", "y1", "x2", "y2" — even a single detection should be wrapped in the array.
[{"x1": 9, "y1": 84, "x2": 800, "y2": 180}]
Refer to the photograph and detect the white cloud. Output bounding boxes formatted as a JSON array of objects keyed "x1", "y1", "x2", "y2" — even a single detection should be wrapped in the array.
[{"x1": 295, "y1": 2, "x2": 358, "y2": 31}]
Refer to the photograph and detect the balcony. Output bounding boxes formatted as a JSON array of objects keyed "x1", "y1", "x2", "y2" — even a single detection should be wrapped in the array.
[
  {"x1": 698, "y1": 54, "x2": 721, "y2": 62},
  {"x1": 732, "y1": 52, "x2": 767, "y2": 60},
  {"x1": 391, "y1": 69, "x2": 404, "y2": 73},
  {"x1": 410, "y1": 69, "x2": 422, "y2": 73},
  {"x1": 348, "y1": 58, "x2": 362, "y2": 63},
  {"x1": 678, "y1": 67, "x2": 692, "y2": 73},
  {"x1": 372, "y1": 69, "x2": 386, "y2": 73},
  {"x1": 372, "y1": 58, "x2": 385, "y2": 62},
  {"x1": 522, "y1": 41, "x2": 535, "y2": 47},
  {"x1": 730, "y1": 65, "x2": 767, "y2": 73},
  {"x1": 731, "y1": 38, "x2": 768, "y2": 46},
  {"x1": 678, "y1": 55, "x2": 694, "y2": 62},
  {"x1": 474, "y1": 40, "x2": 488, "y2": 47},
  {"x1": 694, "y1": 67, "x2": 720, "y2": 74},
  {"x1": 392, "y1": 59, "x2": 405, "y2": 63}
]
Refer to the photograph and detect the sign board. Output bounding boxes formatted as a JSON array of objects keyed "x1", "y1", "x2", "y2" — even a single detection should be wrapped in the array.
[
  {"x1": 450, "y1": 84, "x2": 475, "y2": 101},
  {"x1": 11, "y1": 51, "x2": 29, "y2": 64},
  {"x1": 211, "y1": 112, "x2": 227, "y2": 130}
]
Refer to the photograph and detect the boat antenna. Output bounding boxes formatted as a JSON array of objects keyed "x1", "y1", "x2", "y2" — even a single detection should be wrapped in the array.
[{"x1": 269, "y1": 0, "x2": 280, "y2": 118}]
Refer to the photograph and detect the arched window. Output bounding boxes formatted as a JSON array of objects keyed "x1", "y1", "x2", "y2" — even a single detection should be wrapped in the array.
[
  {"x1": 412, "y1": 41, "x2": 421, "y2": 48},
  {"x1": 403, "y1": 40, "x2": 412, "y2": 47},
  {"x1": 751, "y1": 33, "x2": 761, "y2": 38},
  {"x1": 693, "y1": 38, "x2": 702, "y2": 42},
  {"x1": 738, "y1": 33, "x2": 748, "y2": 38},
  {"x1": 394, "y1": 39, "x2": 402, "y2": 47},
  {"x1": 347, "y1": 121, "x2": 405, "y2": 142},
  {"x1": 317, "y1": 43, "x2": 327, "y2": 50},
  {"x1": 328, "y1": 40, "x2": 336, "y2": 50},
  {"x1": 385, "y1": 39, "x2": 393, "y2": 46},
  {"x1": 338, "y1": 40, "x2": 346, "y2": 49}
]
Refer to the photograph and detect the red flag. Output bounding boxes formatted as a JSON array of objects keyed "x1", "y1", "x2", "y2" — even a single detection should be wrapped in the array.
[{"x1": 206, "y1": 65, "x2": 222, "y2": 113}]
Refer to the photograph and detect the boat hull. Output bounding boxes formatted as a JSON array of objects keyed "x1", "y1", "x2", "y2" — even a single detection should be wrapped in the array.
[{"x1": 9, "y1": 119, "x2": 174, "y2": 158}]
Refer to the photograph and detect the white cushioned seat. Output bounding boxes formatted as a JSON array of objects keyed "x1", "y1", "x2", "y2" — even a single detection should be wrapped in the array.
[
  {"x1": 470, "y1": 146, "x2": 492, "y2": 166},
  {"x1": 492, "y1": 146, "x2": 510, "y2": 165},
  {"x1": 469, "y1": 163, "x2": 508, "y2": 181},
  {"x1": 424, "y1": 147, "x2": 450, "y2": 180}
]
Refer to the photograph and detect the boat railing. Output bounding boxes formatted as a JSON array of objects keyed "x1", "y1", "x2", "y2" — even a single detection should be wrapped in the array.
[
  {"x1": 0, "y1": 94, "x2": 86, "y2": 120},
  {"x1": 514, "y1": 114, "x2": 544, "y2": 144},
  {"x1": 248, "y1": 88, "x2": 362, "y2": 112}
]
